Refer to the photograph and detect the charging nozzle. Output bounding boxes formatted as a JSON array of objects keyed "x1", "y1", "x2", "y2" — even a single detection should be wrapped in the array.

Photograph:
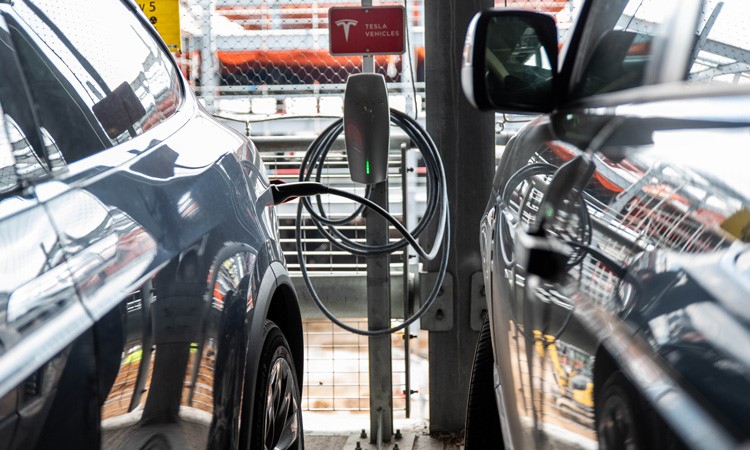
[
  {"x1": 343, "y1": 74, "x2": 390, "y2": 184},
  {"x1": 270, "y1": 181, "x2": 329, "y2": 205}
]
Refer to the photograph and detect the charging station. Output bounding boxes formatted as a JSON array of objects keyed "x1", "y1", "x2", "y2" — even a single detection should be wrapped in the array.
[
  {"x1": 270, "y1": 1, "x2": 496, "y2": 444},
  {"x1": 271, "y1": 86, "x2": 450, "y2": 447},
  {"x1": 353, "y1": 72, "x2": 395, "y2": 445},
  {"x1": 180, "y1": 0, "x2": 497, "y2": 446},
  {"x1": 267, "y1": 4, "x2": 457, "y2": 446},
  {"x1": 335, "y1": 6, "x2": 399, "y2": 445}
]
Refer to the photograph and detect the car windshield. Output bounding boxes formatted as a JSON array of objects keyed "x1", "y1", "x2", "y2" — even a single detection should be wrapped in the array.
[{"x1": 571, "y1": 0, "x2": 678, "y2": 97}]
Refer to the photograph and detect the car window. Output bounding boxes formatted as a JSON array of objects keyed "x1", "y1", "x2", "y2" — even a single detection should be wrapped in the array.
[
  {"x1": 0, "y1": 19, "x2": 48, "y2": 193},
  {"x1": 4, "y1": 114, "x2": 47, "y2": 180},
  {"x1": 572, "y1": 0, "x2": 673, "y2": 98},
  {"x1": 6, "y1": 0, "x2": 182, "y2": 164},
  {"x1": 688, "y1": 0, "x2": 750, "y2": 85},
  {"x1": 0, "y1": 113, "x2": 17, "y2": 194}
]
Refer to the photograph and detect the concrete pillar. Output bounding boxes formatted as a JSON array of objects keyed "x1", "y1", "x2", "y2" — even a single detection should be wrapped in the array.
[{"x1": 424, "y1": 0, "x2": 494, "y2": 434}]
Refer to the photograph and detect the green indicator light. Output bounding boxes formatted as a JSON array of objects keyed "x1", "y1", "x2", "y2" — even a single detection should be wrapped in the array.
[{"x1": 366, "y1": 160, "x2": 371, "y2": 175}]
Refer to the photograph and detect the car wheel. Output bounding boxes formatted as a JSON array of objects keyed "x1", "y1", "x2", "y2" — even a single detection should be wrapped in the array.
[
  {"x1": 596, "y1": 371, "x2": 645, "y2": 450},
  {"x1": 464, "y1": 316, "x2": 503, "y2": 449},
  {"x1": 251, "y1": 321, "x2": 303, "y2": 450}
]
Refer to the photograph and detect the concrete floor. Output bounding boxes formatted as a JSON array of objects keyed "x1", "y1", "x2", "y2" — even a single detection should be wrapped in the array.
[
  {"x1": 303, "y1": 412, "x2": 463, "y2": 450},
  {"x1": 304, "y1": 432, "x2": 463, "y2": 450}
]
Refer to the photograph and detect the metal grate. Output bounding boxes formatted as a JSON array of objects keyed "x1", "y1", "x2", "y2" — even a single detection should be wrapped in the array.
[
  {"x1": 302, "y1": 318, "x2": 427, "y2": 412},
  {"x1": 101, "y1": 345, "x2": 154, "y2": 420},
  {"x1": 176, "y1": 0, "x2": 586, "y2": 141},
  {"x1": 182, "y1": 340, "x2": 218, "y2": 413},
  {"x1": 265, "y1": 144, "x2": 426, "y2": 274}
]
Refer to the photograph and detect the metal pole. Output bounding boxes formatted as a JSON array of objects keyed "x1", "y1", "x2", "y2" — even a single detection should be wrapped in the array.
[
  {"x1": 401, "y1": 5, "x2": 415, "y2": 118},
  {"x1": 366, "y1": 179, "x2": 393, "y2": 445},
  {"x1": 401, "y1": 143, "x2": 412, "y2": 419},
  {"x1": 200, "y1": 0, "x2": 218, "y2": 114},
  {"x1": 360, "y1": 0, "x2": 393, "y2": 444},
  {"x1": 424, "y1": 0, "x2": 494, "y2": 433}
]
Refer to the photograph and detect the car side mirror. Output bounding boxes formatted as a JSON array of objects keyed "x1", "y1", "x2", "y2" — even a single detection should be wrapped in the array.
[{"x1": 462, "y1": 10, "x2": 559, "y2": 113}]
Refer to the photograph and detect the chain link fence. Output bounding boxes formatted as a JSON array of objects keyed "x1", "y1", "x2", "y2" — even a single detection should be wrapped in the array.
[
  {"x1": 177, "y1": 0, "x2": 425, "y2": 124},
  {"x1": 176, "y1": 0, "x2": 582, "y2": 124}
]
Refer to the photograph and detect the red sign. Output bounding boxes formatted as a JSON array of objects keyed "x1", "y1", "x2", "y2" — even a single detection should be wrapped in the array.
[{"x1": 328, "y1": 6, "x2": 405, "y2": 56}]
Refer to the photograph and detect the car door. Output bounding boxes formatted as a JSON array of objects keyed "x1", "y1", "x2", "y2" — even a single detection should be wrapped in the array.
[
  {"x1": 486, "y1": 0, "x2": 705, "y2": 447},
  {"x1": 3, "y1": 1, "x2": 279, "y2": 447},
  {"x1": 0, "y1": 1, "x2": 177, "y2": 446},
  {"x1": 551, "y1": 1, "x2": 750, "y2": 447},
  {"x1": 529, "y1": 1, "x2": 712, "y2": 447},
  {"x1": 0, "y1": 12, "x2": 94, "y2": 450}
]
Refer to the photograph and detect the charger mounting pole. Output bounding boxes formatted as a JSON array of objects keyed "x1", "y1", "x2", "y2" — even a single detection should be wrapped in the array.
[
  {"x1": 331, "y1": 3, "x2": 406, "y2": 443},
  {"x1": 360, "y1": 3, "x2": 394, "y2": 445}
]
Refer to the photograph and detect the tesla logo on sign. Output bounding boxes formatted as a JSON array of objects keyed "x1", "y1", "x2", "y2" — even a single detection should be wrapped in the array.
[
  {"x1": 329, "y1": 6, "x2": 405, "y2": 55},
  {"x1": 335, "y1": 19, "x2": 359, "y2": 42}
]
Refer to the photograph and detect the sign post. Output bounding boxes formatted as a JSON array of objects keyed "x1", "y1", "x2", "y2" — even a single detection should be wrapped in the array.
[
  {"x1": 329, "y1": 6, "x2": 406, "y2": 56},
  {"x1": 329, "y1": 4, "x2": 405, "y2": 446}
]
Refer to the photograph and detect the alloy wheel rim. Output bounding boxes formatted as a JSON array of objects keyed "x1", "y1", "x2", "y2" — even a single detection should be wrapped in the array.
[{"x1": 264, "y1": 357, "x2": 300, "y2": 450}]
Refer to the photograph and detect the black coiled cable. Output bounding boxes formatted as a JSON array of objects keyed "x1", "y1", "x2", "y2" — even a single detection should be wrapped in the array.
[{"x1": 292, "y1": 108, "x2": 450, "y2": 336}]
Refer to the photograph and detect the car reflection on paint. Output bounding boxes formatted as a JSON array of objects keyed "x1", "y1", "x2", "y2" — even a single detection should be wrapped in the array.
[
  {"x1": 462, "y1": 1, "x2": 750, "y2": 449},
  {"x1": 0, "y1": 1, "x2": 303, "y2": 448}
]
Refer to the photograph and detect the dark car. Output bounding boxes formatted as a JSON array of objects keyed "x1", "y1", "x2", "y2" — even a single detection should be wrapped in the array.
[
  {"x1": 462, "y1": 0, "x2": 750, "y2": 449},
  {"x1": 0, "y1": 0, "x2": 303, "y2": 448}
]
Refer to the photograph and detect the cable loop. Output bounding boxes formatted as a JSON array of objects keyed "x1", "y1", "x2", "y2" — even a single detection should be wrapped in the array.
[{"x1": 294, "y1": 109, "x2": 450, "y2": 335}]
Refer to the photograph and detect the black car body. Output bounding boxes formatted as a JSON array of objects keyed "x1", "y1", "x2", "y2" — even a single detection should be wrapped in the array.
[
  {"x1": 463, "y1": 0, "x2": 750, "y2": 449},
  {"x1": 0, "y1": 1, "x2": 302, "y2": 448}
]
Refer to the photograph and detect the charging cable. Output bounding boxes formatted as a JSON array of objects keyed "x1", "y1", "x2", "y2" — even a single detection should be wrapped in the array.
[{"x1": 271, "y1": 108, "x2": 449, "y2": 336}]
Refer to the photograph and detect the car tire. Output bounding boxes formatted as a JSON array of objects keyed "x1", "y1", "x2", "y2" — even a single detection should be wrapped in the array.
[
  {"x1": 596, "y1": 371, "x2": 645, "y2": 450},
  {"x1": 464, "y1": 316, "x2": 503, "y2": 450},
  {"x1": 251, "y1": 321, "x2": 304, "y2": 450}
]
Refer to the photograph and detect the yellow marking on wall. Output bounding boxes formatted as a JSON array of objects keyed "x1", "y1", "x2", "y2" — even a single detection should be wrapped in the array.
[{"x1": 137, "y1": 0, "x2": 181, "y2": 52}]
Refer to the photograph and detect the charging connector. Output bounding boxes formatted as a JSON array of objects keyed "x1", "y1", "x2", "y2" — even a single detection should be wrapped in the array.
[{"x1": 343, "y1": 73, "x2": 391, "y2": 184}]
